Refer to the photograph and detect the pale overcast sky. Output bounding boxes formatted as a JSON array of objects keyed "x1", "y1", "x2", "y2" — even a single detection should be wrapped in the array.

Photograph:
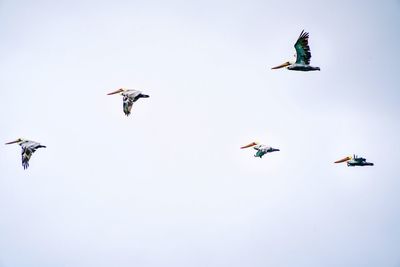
[{"x1": 1, "y1": 0, "x2": 400, "y2": 266}]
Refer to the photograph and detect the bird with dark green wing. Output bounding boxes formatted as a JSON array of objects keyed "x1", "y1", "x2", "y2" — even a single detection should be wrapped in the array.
[
  {"x1": 271, "y1": 30, "x2": 320, "y2": 71},
  {"x1": 240, "y1": 141, "x2": 280, "y2": 159},
  {"x1": 334, "y1": 155, "x2": 374, "y2": 167}
]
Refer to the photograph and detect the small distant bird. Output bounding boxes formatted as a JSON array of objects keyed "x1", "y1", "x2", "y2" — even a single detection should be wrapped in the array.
[
  {"x1": 240, "y1": 141, "x2": 280, "y2": 158},
  {"x1": 271, "y1": 30, "x2": 320, "y2": 71},
  {"x1": 334, "y1": 155, "x2": 374, "y2": 167},
  {"x1": 5, "y1": 138, "x2": 46, "y2": 169},
  {"x1": 107, "y1": 88, "x2": 149, "y2": 116}
]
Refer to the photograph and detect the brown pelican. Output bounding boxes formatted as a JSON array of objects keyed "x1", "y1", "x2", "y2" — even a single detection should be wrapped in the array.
[
  {"x1": 5, "y1": 138, "x2": 46, "y2": 169},
  {"x1": 240, "y1": 141, "x2": 280, "y2": 158},
  {"x1": 271, "y1": 30, "x2": 320, "y2": 71},
  {"x1": 334, "y1": 155, "x2": 374, "y2": 167},
  {"x1": 107, "y1": 88, "x2": 149, "y2": 116}
]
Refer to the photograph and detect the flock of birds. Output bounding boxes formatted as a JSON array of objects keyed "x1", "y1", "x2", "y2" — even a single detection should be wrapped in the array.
[{"x1": 5, "y1": 30, "x2": 374, "y2": 170}]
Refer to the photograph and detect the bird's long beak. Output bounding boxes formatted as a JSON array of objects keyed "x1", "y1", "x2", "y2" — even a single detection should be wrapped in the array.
[
  {"x1": 334, "y1": 156, "x2": 352, "y2": 164},
  {"x1": 107, "y1": 88, "x2": 125, "y2": 95},
  {"x1": 240, "y1": 142, "x2": 258, "y2": 149},
  {"x1": 271, "y1": 61, "x2": 291, "y2": 70},
  {"x1": 5, "y1": 139, "x2": 20, "y2": 145}
]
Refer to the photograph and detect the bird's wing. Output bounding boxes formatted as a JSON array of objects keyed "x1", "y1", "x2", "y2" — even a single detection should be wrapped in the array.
[
  {"x1": 132, "y1": 92, "x2": 144, "y2": 102},
  {"x1": 294, "y1": 30, "x2": 312, "y2": 65},
  {"x1": 123, "y1": 95, "x2": 134, "y2": 116},
  {"x1": 20, "y1": 143, "x2": 38, "y2": 169},
  {"x1": 356, "y1": 157, "x2": 366, "y2": 162}
]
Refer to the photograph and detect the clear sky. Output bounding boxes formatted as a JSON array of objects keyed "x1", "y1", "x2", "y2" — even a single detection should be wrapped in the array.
[{"x1": 1, "y1": 0, "x2": 400, "y2": 266}]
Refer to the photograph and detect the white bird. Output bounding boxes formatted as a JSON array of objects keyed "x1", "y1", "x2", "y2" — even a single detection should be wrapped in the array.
[
  {"x1": 240, "y1": 141, "x2": 280, "y2": 158},
  {"x1": 5, "y1": 138, "x2": 46, "y2": 169},
  {"x1": 271, "y1": 30, "x2": 320, "y2": 71},
  {"x1": 107, "y1": 88, "x2": 149, "y2": 116}
]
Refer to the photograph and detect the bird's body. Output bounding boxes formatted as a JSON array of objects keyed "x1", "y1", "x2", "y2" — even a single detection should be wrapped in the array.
[
  {"x1": 287, "y1": 63, "x2": 320, "y2": 72},
  {"x1": 107, "y1": 88, "x2": 149, "y2": 116},
  {"x1": 5, "y1": 138, "x2": 46, "y2": 169},
  {"x1": 241, "y1": 142, "x2": 280, "y2": 158},
  {"x1": 254, "y1": 145, "x2": 279, "y2": 158},
  {"x1": 272, "y1": 30, "x2": 320, "y2": 72}
]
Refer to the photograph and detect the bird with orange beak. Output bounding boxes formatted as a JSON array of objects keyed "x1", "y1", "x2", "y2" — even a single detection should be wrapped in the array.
[
  {"x1": 5, "y1": 138, "x2": 46, "y2": 169},
  {"x1": 334, "y1": 155, "x2": 374, "y2": 167},
  {"x1": 107, "y1": 88, "x2": 149, "y2": 116},
  {"x1": 240, "y1": 141, "x2": 280, "y2": 158},
  {"x1": 271, "y1": 30, "x2": 320, "y2": 72}
]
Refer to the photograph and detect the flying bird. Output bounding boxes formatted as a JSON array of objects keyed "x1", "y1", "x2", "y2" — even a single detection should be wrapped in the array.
[
  {"x1": 5, "y1": 138, "x2": 46, "y2": 169},
  {"x1": 271, "y1": 30, "x2": 320, "y2": 71},
  {"x1": 334, "y1": 155, "x2": 374, "y2": 167},
  {"x1": 107, "y1": 88, "x2": 149, "y2": 116},
  {"x1": 240, "y1": 141, "x2": 280, "y2": 158}
]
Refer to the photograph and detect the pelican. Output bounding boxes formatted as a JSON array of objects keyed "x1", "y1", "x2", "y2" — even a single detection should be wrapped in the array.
[
  {"x1": 271, "y1": 30, "x2": 320, "y2": 71},
  {"x1": 240, "y1": 141, "x2": 280, "y2": 158},
  {"x1": 107, "y1": 88, "x2": 149, "y2": 116},
  {"x1": 334, "y1": 155, "x2": 374, "y2": 167},
  {"x1": 5, "y1": 138, "x2": 46, "y2": 169}
]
